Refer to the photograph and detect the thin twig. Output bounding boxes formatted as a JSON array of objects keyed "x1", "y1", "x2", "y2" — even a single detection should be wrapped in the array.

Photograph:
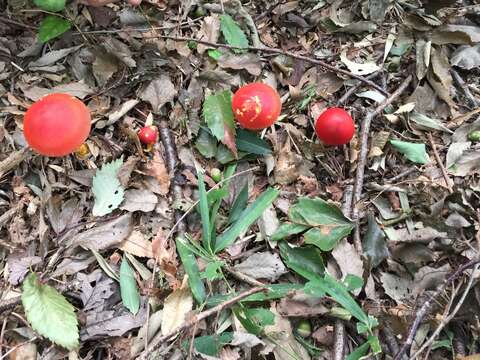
[
  {"x1": 0, "y1": 16, "x2": 36, "y2": 29},
  {"x1": 394, "y1": 259, "x2": 480, "y2": 360},
  {"x1": 254, "y1": 0, "x2": 287, "y2": 21},
  {"x1": 408, "y1": 263, "x2": 479, "y2": 360},
  {"x1": 138, "y1": 286, "x2": 265, "y2": 360},
  {"x1": 427, "y1": 133, "x2": 453, "y2": 194},
  {"x1": 140, "y1": 35, "x2": 388, "y2": 95},
  {"x1": 224, "y1": 265, "x2": 264, "y2": 287},
  {"x1": 351, "y1": 75, "x2": 412, "y2": 252},
  {"x1": 337, "y1": 72, "x2": 382, "y2": 106}
]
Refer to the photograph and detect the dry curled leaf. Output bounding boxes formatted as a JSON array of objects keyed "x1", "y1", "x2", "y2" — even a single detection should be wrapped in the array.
[{"x1": 144, "y1": 150, "x2": 170, "y2": 196}]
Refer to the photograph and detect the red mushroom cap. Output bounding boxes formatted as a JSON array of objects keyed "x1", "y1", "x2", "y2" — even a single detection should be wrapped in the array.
[
  {"x1": 23, "y1": 93, "x2": 91, "y2": 157},
  {"x1": 315, "y1": 107, "x2": 355, "y2": 146},
  {"x1": 232, "y1": 83, "x2": 281, "y2": 131}
]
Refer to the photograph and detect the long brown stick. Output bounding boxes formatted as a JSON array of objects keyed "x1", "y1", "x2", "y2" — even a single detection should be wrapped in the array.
[
  {"x1": 138, "y1": 286, "x2": 265, "y2": 360},
  {"x1": 351, "y1": 75, "x2": 412, "y2": 252},
  {"x1": 141, "y1": 35, "x2": 388, "y2": 96},
  {"x1": 427, "y1": 133, "x2": 453, "y2": 194}
]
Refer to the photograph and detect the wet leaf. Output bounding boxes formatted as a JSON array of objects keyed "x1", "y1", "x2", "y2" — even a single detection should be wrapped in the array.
[{"x1": 363, "y1": 214, "x2": 389, "y2": 268}]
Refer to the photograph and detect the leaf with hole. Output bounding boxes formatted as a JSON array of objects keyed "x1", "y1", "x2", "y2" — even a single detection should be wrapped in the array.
[
  {"x1": 92, "y1": 157, "x2": 125, "y2": 217},
  {"x1": 22, "y1": 273, "x2": 79, "y2": 350}
]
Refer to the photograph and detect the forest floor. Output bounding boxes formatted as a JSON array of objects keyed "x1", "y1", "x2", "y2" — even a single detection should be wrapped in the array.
[{"x1": 1, "y1": 0, "x2": 480, "y2": 359}]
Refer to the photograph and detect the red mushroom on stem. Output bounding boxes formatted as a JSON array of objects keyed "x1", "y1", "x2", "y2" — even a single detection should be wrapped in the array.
[
  {"x1": 232, "y1": 83, "x2": 282, "y2": 130},
  {"x1": 314, "y1": 107, "x2": 355, "y2": 146},
  {"x1": 23, "y1": 93, "x2": 91, "y2": 157}
]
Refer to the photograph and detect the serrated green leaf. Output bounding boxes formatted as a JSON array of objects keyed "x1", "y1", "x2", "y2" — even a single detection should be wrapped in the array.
[
  {"x1": 92, "y1": 157, "x2": 125, "y2": 217},
  {"x1": 220, "y1": 14, "x2": 249, "y2": 49},
  {"x1": 214, "y1": 187, "x2": 279, "y2": 253},
  {"x1": 38, "y1": 15, "x2": 71, "y2": 43},
  {"x1": 34, "y1": 0, "x2": 65, "y2": 12},
  {"x1": 22, "y1": 273, "x2": 79, "y2": 350},
  {"x1": 195, "y1": 128, "x2": 217, "y2": 158},
  {"x1": 288, "y1": 197, "x2": 354, "y2": 251},
  {"x1": 203, "y1": 90, "x2": 235, "y2": 140},
  {"x1": 279, "y1": 242, "x2": 324, "y2": 281},
  {"x1": 390, "y1": 140, "x2": 429, "y2": 164},
  {"x1": 120, "y1": 255, "x2": 140, "y2": 314},
  {"x1": 236, "y1": 129, "x2": 272, "y2": 155}
]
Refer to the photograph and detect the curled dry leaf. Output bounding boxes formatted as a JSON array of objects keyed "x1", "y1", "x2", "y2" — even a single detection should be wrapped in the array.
[
  {"x1": 144, "y1": 150, "x2": 170, "y2": 196},
  {"x1": 119, "y1": 230, "x2": 153, "y2": 258},
  {"x1": 161, "y1": 279, "x2": 193, "y2": 335},
  {"x1": 152, "y1": 228, "x2": 180, "y2": 289}
]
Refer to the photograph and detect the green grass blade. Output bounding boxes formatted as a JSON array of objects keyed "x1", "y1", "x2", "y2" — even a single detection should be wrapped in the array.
[
  {"x1": 214, "y1": 187, "x2": 279, "y2": 253},
  {"x1": 198, "y1": 171, "x2": 212, "y2": 252},
  {"x1": 176, "y1": 236, "x2": 206, "y2": 304}
]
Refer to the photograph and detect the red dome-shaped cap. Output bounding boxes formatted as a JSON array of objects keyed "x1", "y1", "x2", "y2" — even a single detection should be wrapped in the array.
[
  {"x1": 232, "y1": 83, "x2": 282, "y2": 131},
  {"x1": 23, "y1": 93, "x2": 91, "y2": 157},
  {"x1": 315, "y1": 107, "x2": 355, "y2": 146}
]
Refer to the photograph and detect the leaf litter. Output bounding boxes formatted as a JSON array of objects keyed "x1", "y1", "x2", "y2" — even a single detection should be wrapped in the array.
[{"x1": 2, "y1": 0, "x2": 480, "y2": 359}]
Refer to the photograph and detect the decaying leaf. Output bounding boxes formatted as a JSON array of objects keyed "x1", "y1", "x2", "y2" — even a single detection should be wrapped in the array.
[
  {"x1": 152, "y1": 228, "x2": 180, "y2": 289},
  {"x1": 119, "y1": 230, "x2": 153, "y2": 258},
  {"x1": 233, "y1": 252, "x2": 287, "y2": 281},
  {"x1": 161, "y1": 281, "x2": 193, "y2": 335},
  {"x1": 144, "y1": 150, "x2": 170, "y2": 196},
  {"x1": 138, "y1": 75, "x2": 177, "y2": 114}
]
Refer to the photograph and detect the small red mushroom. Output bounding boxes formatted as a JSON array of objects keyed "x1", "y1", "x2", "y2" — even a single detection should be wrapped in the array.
[
  {"x1": 138, "y1": 125, "x2": 158, "y2": 145},
  {"x1": 232, "y1": 83, "x2": 282, "y2": 130},
  {"x1": 315, "y1": 107, "x2": 355, "y2": 146},
  {"x1": 23, "y1": 93, "x2": 91, "y2": 157}
]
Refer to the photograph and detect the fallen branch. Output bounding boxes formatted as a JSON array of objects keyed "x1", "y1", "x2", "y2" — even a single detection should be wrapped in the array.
[
  {"x1": 394, "y1": 259, "x2": 480, "y2": 360},
  {"x1": 141, "y1": 35, "x2": 388, "y2": 96},
  {"x1": 351, "y1": 75, "x2": 412, "y2": 252},
  {"x1": 138, "y1": 286, "x2": 265, "y2": 360},
  {"x1": 451, "y1": 69, "x2": 478, "y2": 109}
]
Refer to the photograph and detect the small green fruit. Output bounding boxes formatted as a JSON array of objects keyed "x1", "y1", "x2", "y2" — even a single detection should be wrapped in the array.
[
  {"x1": 296, "y1": 320, "x2": 311, "y2": 338},
  {"x1": 210, "y1": 168, "x2": 222, "y2": 183},
  {"x1": 468, "y1": 130, "x2": 480, "y2": 142}
]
